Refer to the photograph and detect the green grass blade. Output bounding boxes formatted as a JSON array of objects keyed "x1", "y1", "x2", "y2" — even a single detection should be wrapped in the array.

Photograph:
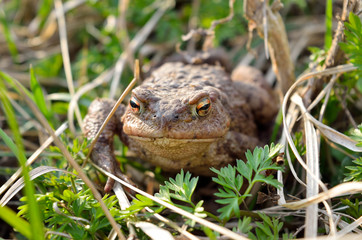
[
  {"x1": 270, "y1": 109, "x2": 282, "y2": 144},
  {"x1": 0, "y1": 70, "x2": 34, "y2": 101},
  {"x1": 0, "y1": 128, "x2": 23, "y2": 160},
  {"x1": 0, "y1": 9, "x2": 18, "y2": 62},
  {"x1": 37, "y1": 0, "x2": 53, "y2": 29},
  {"x1": 30, "y1": 66, "x2": 53, "y2": 124},
  {"x1": 0, "y1": 205, "x2": 32, "y2": 239},
  {"x1": 0, "y1": 81, "x2": 45, "y2": 240},
  {"x1": 324, "y1": 0, "x2": 333, "y2": 50}
]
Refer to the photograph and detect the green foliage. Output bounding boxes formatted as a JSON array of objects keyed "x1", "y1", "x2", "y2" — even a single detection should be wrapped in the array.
[
  {"x1": 37, "y1": 0, "x2": 53, "y2": 30},
  {"x1": 155, "y1": 169, "x2": 207, "y2": 226},
  {"x1": 33, "y1": 54, "x2": 63, "y2": 78},
  {"x1": 236, "y1": 215, "x2": 294, "y2": 240},
  {"x1": 340, "y1": 198, "x2": 362, "y2": 221},
  {"x1": 348, "y1": 124, "x2": 362, "y2": 147},
  {"x1": 324, "y1": 0, "x2": 333, "y2": 50},
  {"x1": 30, "y1": 67, "x2": 53, "y2": 125},
  {"x1": 125, "y1": 194, "x2": 157, "y2": 217},
  {"x1": 282, "y1": 0, "x2": 307, "y2": 9},
  {"x1": 249, "y1": 213, "x2": 294, "y2": 240},
  {"x1": 340, "y1": 12, "x2": 362, "y2": 93},
  {"x1": 340, "y1": 13, "x2": 362, "y2": 69},
  {"x1": 50, "y1": 137, "x2": 89, "y2": 167},
  {"x1": 125, "y1": 170, "x2": 207, "y2": 226},
  {"x1": 344, "y1": 125, "x2": 362, "y2": 182},
  {"x1": 196, "y1": 0, "x2": 247, "y2": 46},
  {"x1": 0, "y1": 205, "x2": 31, "y2": 239},
  {"x1": 308, "y1": 46, "x2": 326, "y2": 66},
  {"x1": 0, "y1": 9, "x2": 18, "y2": 61},
  {"x1": 211, "y1": 144, "x2": 284, "y2": 221},
  {"x1": 18, "y1": 173, "x2": 123, "y2": 239},
  {"x1": 344, "y1": 157, "x2": 362, "y2": 182},
  {"x1": 235, "y1": 216, "x2": 253, "y2": 234}
]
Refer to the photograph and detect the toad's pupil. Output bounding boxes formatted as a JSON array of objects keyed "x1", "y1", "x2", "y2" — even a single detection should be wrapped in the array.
[
  {"x1": 130, "y1": 100, "x2": 139, "y2": 109},
  {"x1": 199, "y1": 103, "x2": 210, "y2": 110},
  {"x1": 129, "y1": 97, "x2": 141, "y2": 113},
  {"x1": 196, "y1": 98, "x2": 211, "y2": 116}
]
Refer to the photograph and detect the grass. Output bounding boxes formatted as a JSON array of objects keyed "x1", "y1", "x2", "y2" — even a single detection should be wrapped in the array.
[{"x1": 0, "y1": 0, "x2": 362, "y2": 239}]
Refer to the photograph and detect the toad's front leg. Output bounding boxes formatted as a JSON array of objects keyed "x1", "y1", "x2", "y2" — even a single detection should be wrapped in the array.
[{"x1": 83, "y1": 98, "x2": 127, "y2": 192}]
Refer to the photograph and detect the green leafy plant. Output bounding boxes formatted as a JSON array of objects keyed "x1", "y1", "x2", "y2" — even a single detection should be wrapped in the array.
[
  {"x1": 124, "y1": 170, "x2": 207, "y2": 225},
  {"x1": 211, "y1": 144, "x2": 284, "y2": 221},
  {"x1": 340, "y1": 198, "x2": 362, "y2": 222},
  {"x1": 18, "y1": 173, "x2": 123, "y2": 240},
  {"x1": 155, "y1": 169, "x2": 207, "y2": 226},
  {"x1": 340, "y1": 12, "x2": 362, "y2": 93},
  {"x1": 249, "y1": 213, "x2": 293, "y2": 240},
  {"x1": 340, "y1": 12, "x2": 362, "y2": 69},
  {"x1": 348, "y1": 124, "x2": 362, "y2": 147},
  {"x1": 344, "y1": 157, "x2": 362, "y2": 182},
  {"x1": 344, "y1": 125, "x2": 362, "y2": 182},
  {"x1": 236, "y1": 214, "x2": 294, "y2": 240}
]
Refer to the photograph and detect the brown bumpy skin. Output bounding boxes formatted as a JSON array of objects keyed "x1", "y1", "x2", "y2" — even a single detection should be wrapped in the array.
[{"x1": 83, "y1": 62, "x2": 278, "y2": 191}]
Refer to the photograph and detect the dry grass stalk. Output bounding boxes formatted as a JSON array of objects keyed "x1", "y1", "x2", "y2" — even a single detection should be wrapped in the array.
[
  {"x1": 283, "y1": 182, "x2": 362, "y2": 210},
  {"x1": 54, "y1": 0, "x2": 83, "y2": 134},
  {"x1": 244, "y1": 0, "x2": 295, "y2": 95}
]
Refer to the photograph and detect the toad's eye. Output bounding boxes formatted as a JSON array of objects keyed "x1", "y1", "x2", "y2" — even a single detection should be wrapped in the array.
[
  {"x1": 129, "y1": 96, "x2": 142, "y2": 114},
  {"x1": 196, "y1": 97, "x2": 211, "y2": 117}
]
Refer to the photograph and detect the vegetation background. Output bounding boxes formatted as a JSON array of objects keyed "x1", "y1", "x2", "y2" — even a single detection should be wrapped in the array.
[{"x1": 0, "y1": 0, "x2": 361, "y2": 239}]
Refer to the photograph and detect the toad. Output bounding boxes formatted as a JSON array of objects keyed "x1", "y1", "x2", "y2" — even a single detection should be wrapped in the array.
[{"x1": 83, "y1": 59, "x2": 278, "y2": 191}]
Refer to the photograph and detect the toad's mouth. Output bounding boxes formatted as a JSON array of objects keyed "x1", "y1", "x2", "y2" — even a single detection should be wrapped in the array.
[
  {"x1": 128, "y1": 136, "x2": 220, "y2": 160},
  {"x1": 122, "y1": 116, "x2": 229, "y2": 140},
  {"x1": 129, "y1": 135, "x2": 218, "y2": 145}
]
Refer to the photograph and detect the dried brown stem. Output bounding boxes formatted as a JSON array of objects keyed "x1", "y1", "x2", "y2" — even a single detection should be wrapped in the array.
[
  {"x1": 244, "y1": 0, "x2": 295, "y2": 96},
  {"x1": 117, "y1": 0, "x2": 133, "y2": 68}
]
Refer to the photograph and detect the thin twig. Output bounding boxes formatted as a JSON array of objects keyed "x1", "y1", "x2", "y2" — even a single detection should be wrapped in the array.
[
  {"x1": 334, "y1": 87, "x2": 358, "y2": 128},
  {"x1": 54, "y1": 0, "x2": 83, "y2": 134},
  {"x1": 117, "y1": 0, "x2": 133, "y2": 68},
  {"x1": 87, "y1": 60, "x2": 139, "y2": 157},
  {"x1": 262, "y1": 0, "x2": 269, "y2": 59}
]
